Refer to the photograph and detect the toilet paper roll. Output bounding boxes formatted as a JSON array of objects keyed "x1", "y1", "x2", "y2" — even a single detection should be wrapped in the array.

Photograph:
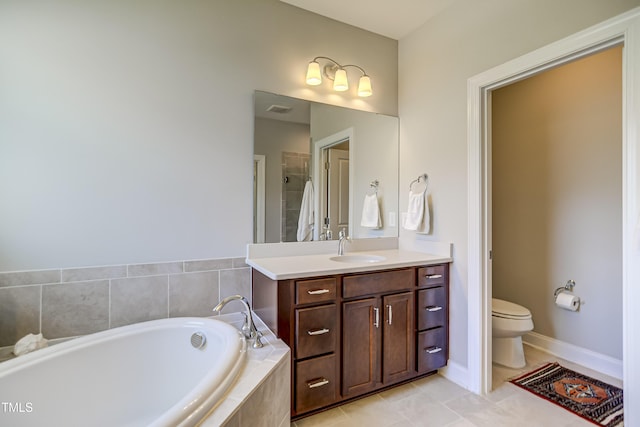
[{"x1": 555, "y1": 292, "x2": 580, "y2": 311}]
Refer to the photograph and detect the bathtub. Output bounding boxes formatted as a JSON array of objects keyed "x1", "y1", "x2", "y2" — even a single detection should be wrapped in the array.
[{"x1": 0, "y1": 317, "x2": 246, "y2": 427}]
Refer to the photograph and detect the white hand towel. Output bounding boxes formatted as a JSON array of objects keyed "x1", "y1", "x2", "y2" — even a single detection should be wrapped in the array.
[
  {"x1": 361, "y1": 193, "x2": 382, "y2": 229},
  {"x1": 13, "y1": 333, "x2": 48, "y2": 356},
  {"x1": 297, "y1": 181, "x2": 314, "y2": 241},
  {"x1": 403, "y1": 189, "x2": 430, "y2": 233}
]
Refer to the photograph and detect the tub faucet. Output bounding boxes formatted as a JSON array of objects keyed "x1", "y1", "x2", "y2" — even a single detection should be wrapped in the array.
[
  {"x1": 213, "y1": 295, "x2": 264, "y2": 348},
  {"x1": 338, "y1": 229, "x2": 351, "y2": 256}
]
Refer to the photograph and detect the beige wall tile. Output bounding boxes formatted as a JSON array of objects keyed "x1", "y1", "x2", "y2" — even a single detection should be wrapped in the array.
[
  {"x1": 0, "y1": 286, "x2": 41, "y2": 347},
  {"x1": 127, "y1": 262, "x2": 183, "y2": 277},
  {"x1": 169, "y1": 271, "x2": 219, "y2": 317},
  {"x1": 185, "y1": 258, "x2": 233, "y2": 272},
  {"x1": 0, "y1": 270, "x2": 60, "y2": 287},
  {"x1": 61, "y1": 265, "x2": 127, "y2": 282},
  {"x1": 42, "y1": 281, "x2": 109, "y2": 338},
  {"x1": 111, "y1": 276, "x2": 168, "y2": 327},
  {"x1": 218, "y1": 268, "x2": 251, "y2": 314}
]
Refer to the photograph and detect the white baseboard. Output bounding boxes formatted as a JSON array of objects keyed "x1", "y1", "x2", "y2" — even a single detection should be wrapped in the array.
[
  {"x1": 439, "y1": 359, "x2": 469, "y2": 390},
  {"x1": 523, "y1": 331, "x2": 622, "y2": 380}
]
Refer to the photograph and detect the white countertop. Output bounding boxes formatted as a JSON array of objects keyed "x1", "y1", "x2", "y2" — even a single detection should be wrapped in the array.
[{"x1": 246, "y1": 249, "x2": 452, "y2": 280}]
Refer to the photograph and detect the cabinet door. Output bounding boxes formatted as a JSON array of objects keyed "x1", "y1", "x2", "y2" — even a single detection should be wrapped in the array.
[
  {"x1": 382, "y1": 291, "x2": 415, "y2": 384},
  {"x1": 342, "y1": 297, "x2": 379, "y2": 397}
]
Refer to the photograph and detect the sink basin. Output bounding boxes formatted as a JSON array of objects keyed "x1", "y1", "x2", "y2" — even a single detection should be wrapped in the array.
[{"x1": 329, "y1": 254, "x2": 386, "y2": 263}]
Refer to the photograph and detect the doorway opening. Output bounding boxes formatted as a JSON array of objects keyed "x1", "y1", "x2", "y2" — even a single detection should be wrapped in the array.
[
  {"x1": 490, "y1": 45, "x2": 623, "y2": 388},
  {"x1": 312, "y1": 127, "x2": 354, "y2": 241},
  {"x1": 467, "y1": 11, "x2": 640, "y2": 414}
]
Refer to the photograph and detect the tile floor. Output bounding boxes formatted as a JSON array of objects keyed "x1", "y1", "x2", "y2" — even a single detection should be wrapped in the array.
[{"x1": 291, "y1": 344, "x2": 623, "y2": 427}]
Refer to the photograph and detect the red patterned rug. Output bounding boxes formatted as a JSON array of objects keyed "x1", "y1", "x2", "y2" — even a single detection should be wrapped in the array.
[{"x1": 510, "y1": 362, "x2": 623, "y2": 426}]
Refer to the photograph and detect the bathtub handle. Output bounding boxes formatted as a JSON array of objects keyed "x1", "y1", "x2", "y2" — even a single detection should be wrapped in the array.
[
  {"x1": 425, "y1": 346, "x2": 443, "y2": 354},
  {"x1": 425, "y1": 305, "x2": 443, "y2": 312},
  {"x1": 307, "y1": 378, "x2": 330, "y2": 389},
  {"x1": 425, "y1": 274, "x2": 443, "y2": 279},
  {"x1": 307, "y1": 328, "x2": 330, "y2": 336},
  {"x1": 307, "y1": 289, "x2": 330, "y2": 295}
]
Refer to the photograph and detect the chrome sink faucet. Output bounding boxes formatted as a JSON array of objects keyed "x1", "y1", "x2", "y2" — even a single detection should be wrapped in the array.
[
  {"x1": 338, "y1": 229, "x2": 351, "y2": 256},
  {"x1": 213, "y1": 295, "x2": 264, "y2": 348}
]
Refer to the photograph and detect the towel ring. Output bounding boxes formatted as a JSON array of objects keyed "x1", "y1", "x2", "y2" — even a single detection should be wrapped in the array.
[
  {"x1": 409, "y1": 173, "x2": 428, "y2": 191},
  {"x1": 369, "y1": 180, "x2": 379, "y2": 195}
]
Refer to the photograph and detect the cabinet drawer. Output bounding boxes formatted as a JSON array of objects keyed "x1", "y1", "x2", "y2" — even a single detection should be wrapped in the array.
[
  {"x1": 296, "y1": 304, "x2": 337, "y2": 359},
  {"x1": 343, "y1": 269, "x2": 414, "y2": 299},
  {"x1": 417, "y1": 265, "x2": 447, "y2": 288},
  {"x1": 417, "y1": 328, "x2": 447, "y2": 373},
  {"x1": 296, "y1": 278, "x2": 337, "y2": 305},
  {"x1": 417, "y1": 287, "x2": 446, "y2": 330},
  {"x1": 295, "y1": 354, "x2": 338, "y2": 414}
]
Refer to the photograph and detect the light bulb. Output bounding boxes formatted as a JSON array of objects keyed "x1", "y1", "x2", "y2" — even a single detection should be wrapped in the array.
[
  {"x1": 333, "y1": 69, "x2": 349, "y2": 91},
  {"x1": 357, "y1": 75, "x2": 372, "y2": 97},
  {"x1": 306, "y1": 61, "x2": 322, "y2": 86}
]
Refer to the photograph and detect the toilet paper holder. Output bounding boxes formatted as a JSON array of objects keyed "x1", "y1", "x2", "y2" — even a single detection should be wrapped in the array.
[{"x1": 554, "y1": 279, "x2": 576, "y2": 298}]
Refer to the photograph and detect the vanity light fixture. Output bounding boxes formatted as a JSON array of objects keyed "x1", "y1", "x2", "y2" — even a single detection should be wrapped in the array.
[{"x1": 305, "y1": 56, "x2": 372, "y2": 97}]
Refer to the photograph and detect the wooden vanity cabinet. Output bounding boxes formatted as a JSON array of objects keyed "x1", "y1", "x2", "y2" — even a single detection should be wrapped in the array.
[
  {"x1": 416, "y1": 265, "x2": 449, "y2": 373},
  {"x1": 251, "y1": 263, "x2": 449, "y2": 420},
  {"x1": 341, "y1": 270, "x2": 415, "y2": 398},
  {"x1": 252, "y1": 273, "x2": 341, "y2": 416}
]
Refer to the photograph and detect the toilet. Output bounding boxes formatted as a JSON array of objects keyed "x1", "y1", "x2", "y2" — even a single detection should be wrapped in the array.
[{"x1": 492, "y1": 298, "x2": 534, "y2": 368}]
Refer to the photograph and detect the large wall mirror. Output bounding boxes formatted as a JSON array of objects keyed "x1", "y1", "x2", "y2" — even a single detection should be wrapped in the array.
[{"x1": 253, "y1": 91, "x2": 399, "y2": 244}]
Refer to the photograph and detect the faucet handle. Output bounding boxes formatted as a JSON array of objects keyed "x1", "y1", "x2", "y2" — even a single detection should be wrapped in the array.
[{"x1": 252, "y1": 330, "x2": 264, "y2": 348}]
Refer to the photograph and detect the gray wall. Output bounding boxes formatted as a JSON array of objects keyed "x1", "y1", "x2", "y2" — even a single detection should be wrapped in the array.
[
  {"x1": 399, "y1": 0, "x2": 640, "y2": 369},
  {"x1": 492, "y1": 47, "x2": 622, "y2": 359},
  {"x1": 310, "y1": 103, "x2": 399, "y2": 239},
  {"x1": 0, "y1": 0, "x2": 398, "y2": 272},
  {"x1": 0, "y1": 0, "x2": 397, "y2": 345}
]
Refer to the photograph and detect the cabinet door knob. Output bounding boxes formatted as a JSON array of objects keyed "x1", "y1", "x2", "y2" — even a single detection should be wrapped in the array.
[
  {"x1": 307, "y1": 289, "x2": 330, "y2": 295},
  {"x1": 307, "y1": 328, "x2": 330, "y2": 336},
  {"x1": 425, "y1": 346, "x2": 443, "y2": 354},
  {"x1": 373, "y1": 307, "x2": 380, "y2": 328},
  {"x1": 307, "y1": 378, "x2": 330, "y2": 388},
  {"x1": 425, "y1": 274, "x2": 443, "y2": 279},
  {"x1": 386, "y1": 304, "x2": 393, "y2": 325},
  {"x1": 425, "y1": 305, "x2": 443, "y2": 312}
]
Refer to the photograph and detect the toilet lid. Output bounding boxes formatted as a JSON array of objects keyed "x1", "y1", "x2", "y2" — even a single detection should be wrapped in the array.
[{"x1": 492, "y1": 298, "x2": 531, "y2": 319}]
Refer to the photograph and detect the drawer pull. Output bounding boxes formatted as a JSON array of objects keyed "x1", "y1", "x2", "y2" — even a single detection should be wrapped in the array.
[
  {"x1": 307, "y1": 328, "x2": 330, "y2": 336},
  {"x1": 373, "y1": 307, "x2": 380, "y2": 328},
  {"x1": 425, "y1": 274, "x2": 443, "y2": 279},
  {"x1": 425, "y1": 346, "x2": 443, "y2": 354},
  {"x1": 425, "y1": 305, "x2": 443, "y2": 312},
  {"x1": 307, "y1": 378, "x2": 330, "y2": 389},
  {"x1": 307, "y1": 289, "x2": 330, "y2": 295}
]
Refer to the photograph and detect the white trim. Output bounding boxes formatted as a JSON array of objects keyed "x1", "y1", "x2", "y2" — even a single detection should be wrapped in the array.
[
  {"x1": 253, "y1": 155, "x2": 266, "y2": 244},
  {"x1": 438, "y1": 359, "x2": 469, "y2": 391},
  {"x1": 312, "y1": 128, "x2": 355, "y2": 241},
  {"x1": 523, "y1": 332, "x2": 623, "y2": 380},
  {"x1": 467, "y1": 8, "x2": 640, "y2": 425}
]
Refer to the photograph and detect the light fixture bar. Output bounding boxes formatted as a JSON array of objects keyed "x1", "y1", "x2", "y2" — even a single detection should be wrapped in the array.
[{"x1": 305, "y1": 56, "x2": 372, "y2": 97}]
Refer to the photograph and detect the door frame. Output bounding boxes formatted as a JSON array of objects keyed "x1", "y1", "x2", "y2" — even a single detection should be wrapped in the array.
[
  {"x1": 467, "y1": 7, "x2": 640, "y2": 423},
  {"x1": 253, "y1": 154, "x2": 266, "y2": 243},
  {"x1": 312, "y1": 127, "x2": 354, "y2": 240}
]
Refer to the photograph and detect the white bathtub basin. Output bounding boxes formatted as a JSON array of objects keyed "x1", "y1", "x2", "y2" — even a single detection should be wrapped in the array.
[{"x1": 0, "y1": 317, "x2": 246, "y2": 427}]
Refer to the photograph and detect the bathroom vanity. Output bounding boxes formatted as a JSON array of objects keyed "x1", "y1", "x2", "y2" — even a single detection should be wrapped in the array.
[{"x1": 249, "y1": 248, "x2": 451, "y2": 419}]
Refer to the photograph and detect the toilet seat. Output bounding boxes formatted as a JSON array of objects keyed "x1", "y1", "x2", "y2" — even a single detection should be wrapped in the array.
[{"x1": 492, "y1": 298, "x2": 532, "y2": 320}]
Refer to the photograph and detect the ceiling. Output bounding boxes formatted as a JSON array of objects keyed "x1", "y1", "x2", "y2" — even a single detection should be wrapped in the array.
[{"x1": 280, "y1": 0, "x2": 456, "y2": 40}]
